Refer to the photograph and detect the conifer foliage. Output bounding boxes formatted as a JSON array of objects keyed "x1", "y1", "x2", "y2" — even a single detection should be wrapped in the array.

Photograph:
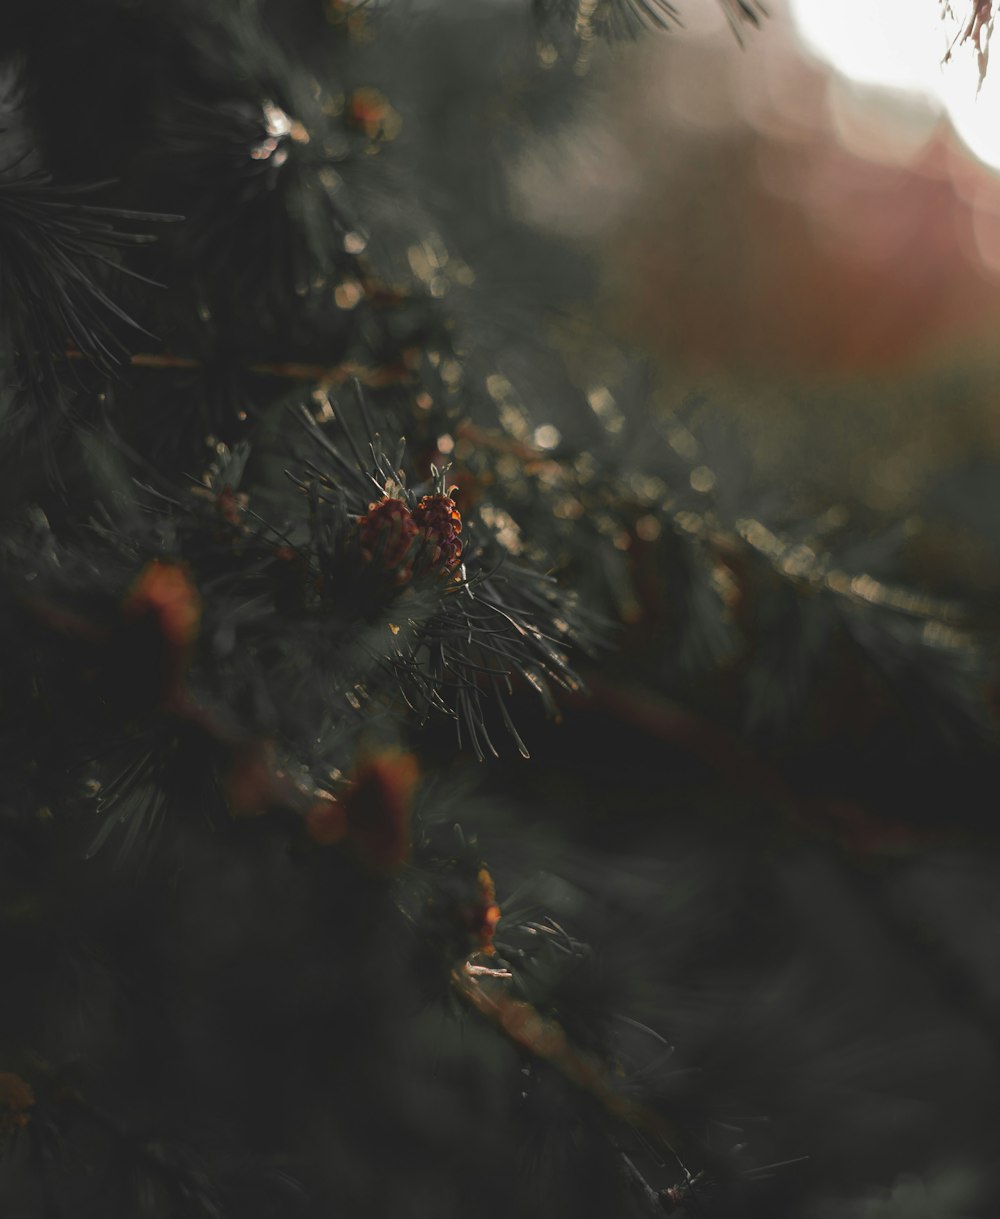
[{"x1": 2, "y1": 3, "x2": 1000, "y2": 1218}]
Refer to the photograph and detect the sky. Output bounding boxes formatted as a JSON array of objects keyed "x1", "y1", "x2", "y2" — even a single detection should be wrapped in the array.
[{"x1": 789, "y1": 0, "x2": 1000, "y2": 173}]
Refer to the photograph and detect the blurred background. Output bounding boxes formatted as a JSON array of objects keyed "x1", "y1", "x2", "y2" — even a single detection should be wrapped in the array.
[
  {"x1": 508, "y1": 0, "x2": 1000, "y2": 597},
  {"x1": 5, "y1": 3, "x2": 1000, "y2": 1215}
]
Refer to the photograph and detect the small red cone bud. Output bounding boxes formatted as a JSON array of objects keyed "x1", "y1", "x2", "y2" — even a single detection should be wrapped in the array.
[
  {"x1": 341, "y1": 750, "x2": 418, "y2": 872},
  {"x1": 458, "y1": 866, "x2": 501, "y2": 954},
  {"x1": 304, "y1": 793, "x2": 349, "y2": 845},
  {"x1": 0, "y1": 1073, "x2": 35, "y2": 1133},
  {"x1": 216, "y1": 485, "x2": 247, "y2": 527},
  {"x1": 413, "y1": 493, "x2": 463, "y2": 575},
  {"x1": 346, "y1": 87, "x2": 395, "y2": 139},
  {"x1": 358, "y1": 497, "x2": 419, "y2": 584},
  {"x1": 123, "y1": 560, "x2": 201, "y2": 652},
  {"x1": 121, "y1": 560, "x2": 201, "y2": 710}
]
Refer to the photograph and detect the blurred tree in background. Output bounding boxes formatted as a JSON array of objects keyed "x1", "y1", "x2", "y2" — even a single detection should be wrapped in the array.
[{"x1": 2, "y1": 1, "x2": 1000, "y2": 1216}]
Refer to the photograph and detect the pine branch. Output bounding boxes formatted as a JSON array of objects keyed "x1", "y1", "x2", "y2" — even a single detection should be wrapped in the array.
[
  {"x1": 534, "y1": 0, "x2": 765, "y2": 43},
  {"x1": 65, "y1": 347, "x2": 414, "y2": 387},
  {"x1": 0, "y1": 167, "x2": 175, "y2": 404}
]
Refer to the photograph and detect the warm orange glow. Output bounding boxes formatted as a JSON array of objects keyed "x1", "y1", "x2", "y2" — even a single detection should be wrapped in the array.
[{"x1": 123, "y1": 560, "x2": 202, "y2": 652}]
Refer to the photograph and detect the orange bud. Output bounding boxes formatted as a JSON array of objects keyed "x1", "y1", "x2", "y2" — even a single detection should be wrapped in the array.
[
  {"x1": 341, "y1": 750, "x2": 418, "y2": 872},
  {"x1": 347, "y1": 87, "x2": 393, "y2": 139},
  {"x1": 305, "y1": 793, "x2": 349, "y2": 846},
  {"x1": 459, "y1": 866, "x2": 501, "y2": 954},
  {"x1": 123, "y1": 560, "x2": 201, "y2": 652},
  {"x1": 0, "y1": 1073, "x2": 34, "y2": 1133}
]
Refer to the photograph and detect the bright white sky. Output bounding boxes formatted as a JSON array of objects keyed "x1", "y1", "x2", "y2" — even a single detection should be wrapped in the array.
[{"x1": 789, "y1": 0, "x2": 1000, "y2": 172}]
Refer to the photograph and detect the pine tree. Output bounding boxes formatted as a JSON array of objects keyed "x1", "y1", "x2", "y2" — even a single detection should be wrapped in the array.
[{"x1": 2, "y1": 2, "x2": 999, "y2": 1217}]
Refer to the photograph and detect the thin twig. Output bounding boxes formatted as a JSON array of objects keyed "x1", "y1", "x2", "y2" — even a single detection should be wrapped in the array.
[
  {"x1": 571, "y1": 671, "x2": 925, "y2": 853},
  {"x1": 64, "y1": 348, "x2": 414, "y2": 387}
]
